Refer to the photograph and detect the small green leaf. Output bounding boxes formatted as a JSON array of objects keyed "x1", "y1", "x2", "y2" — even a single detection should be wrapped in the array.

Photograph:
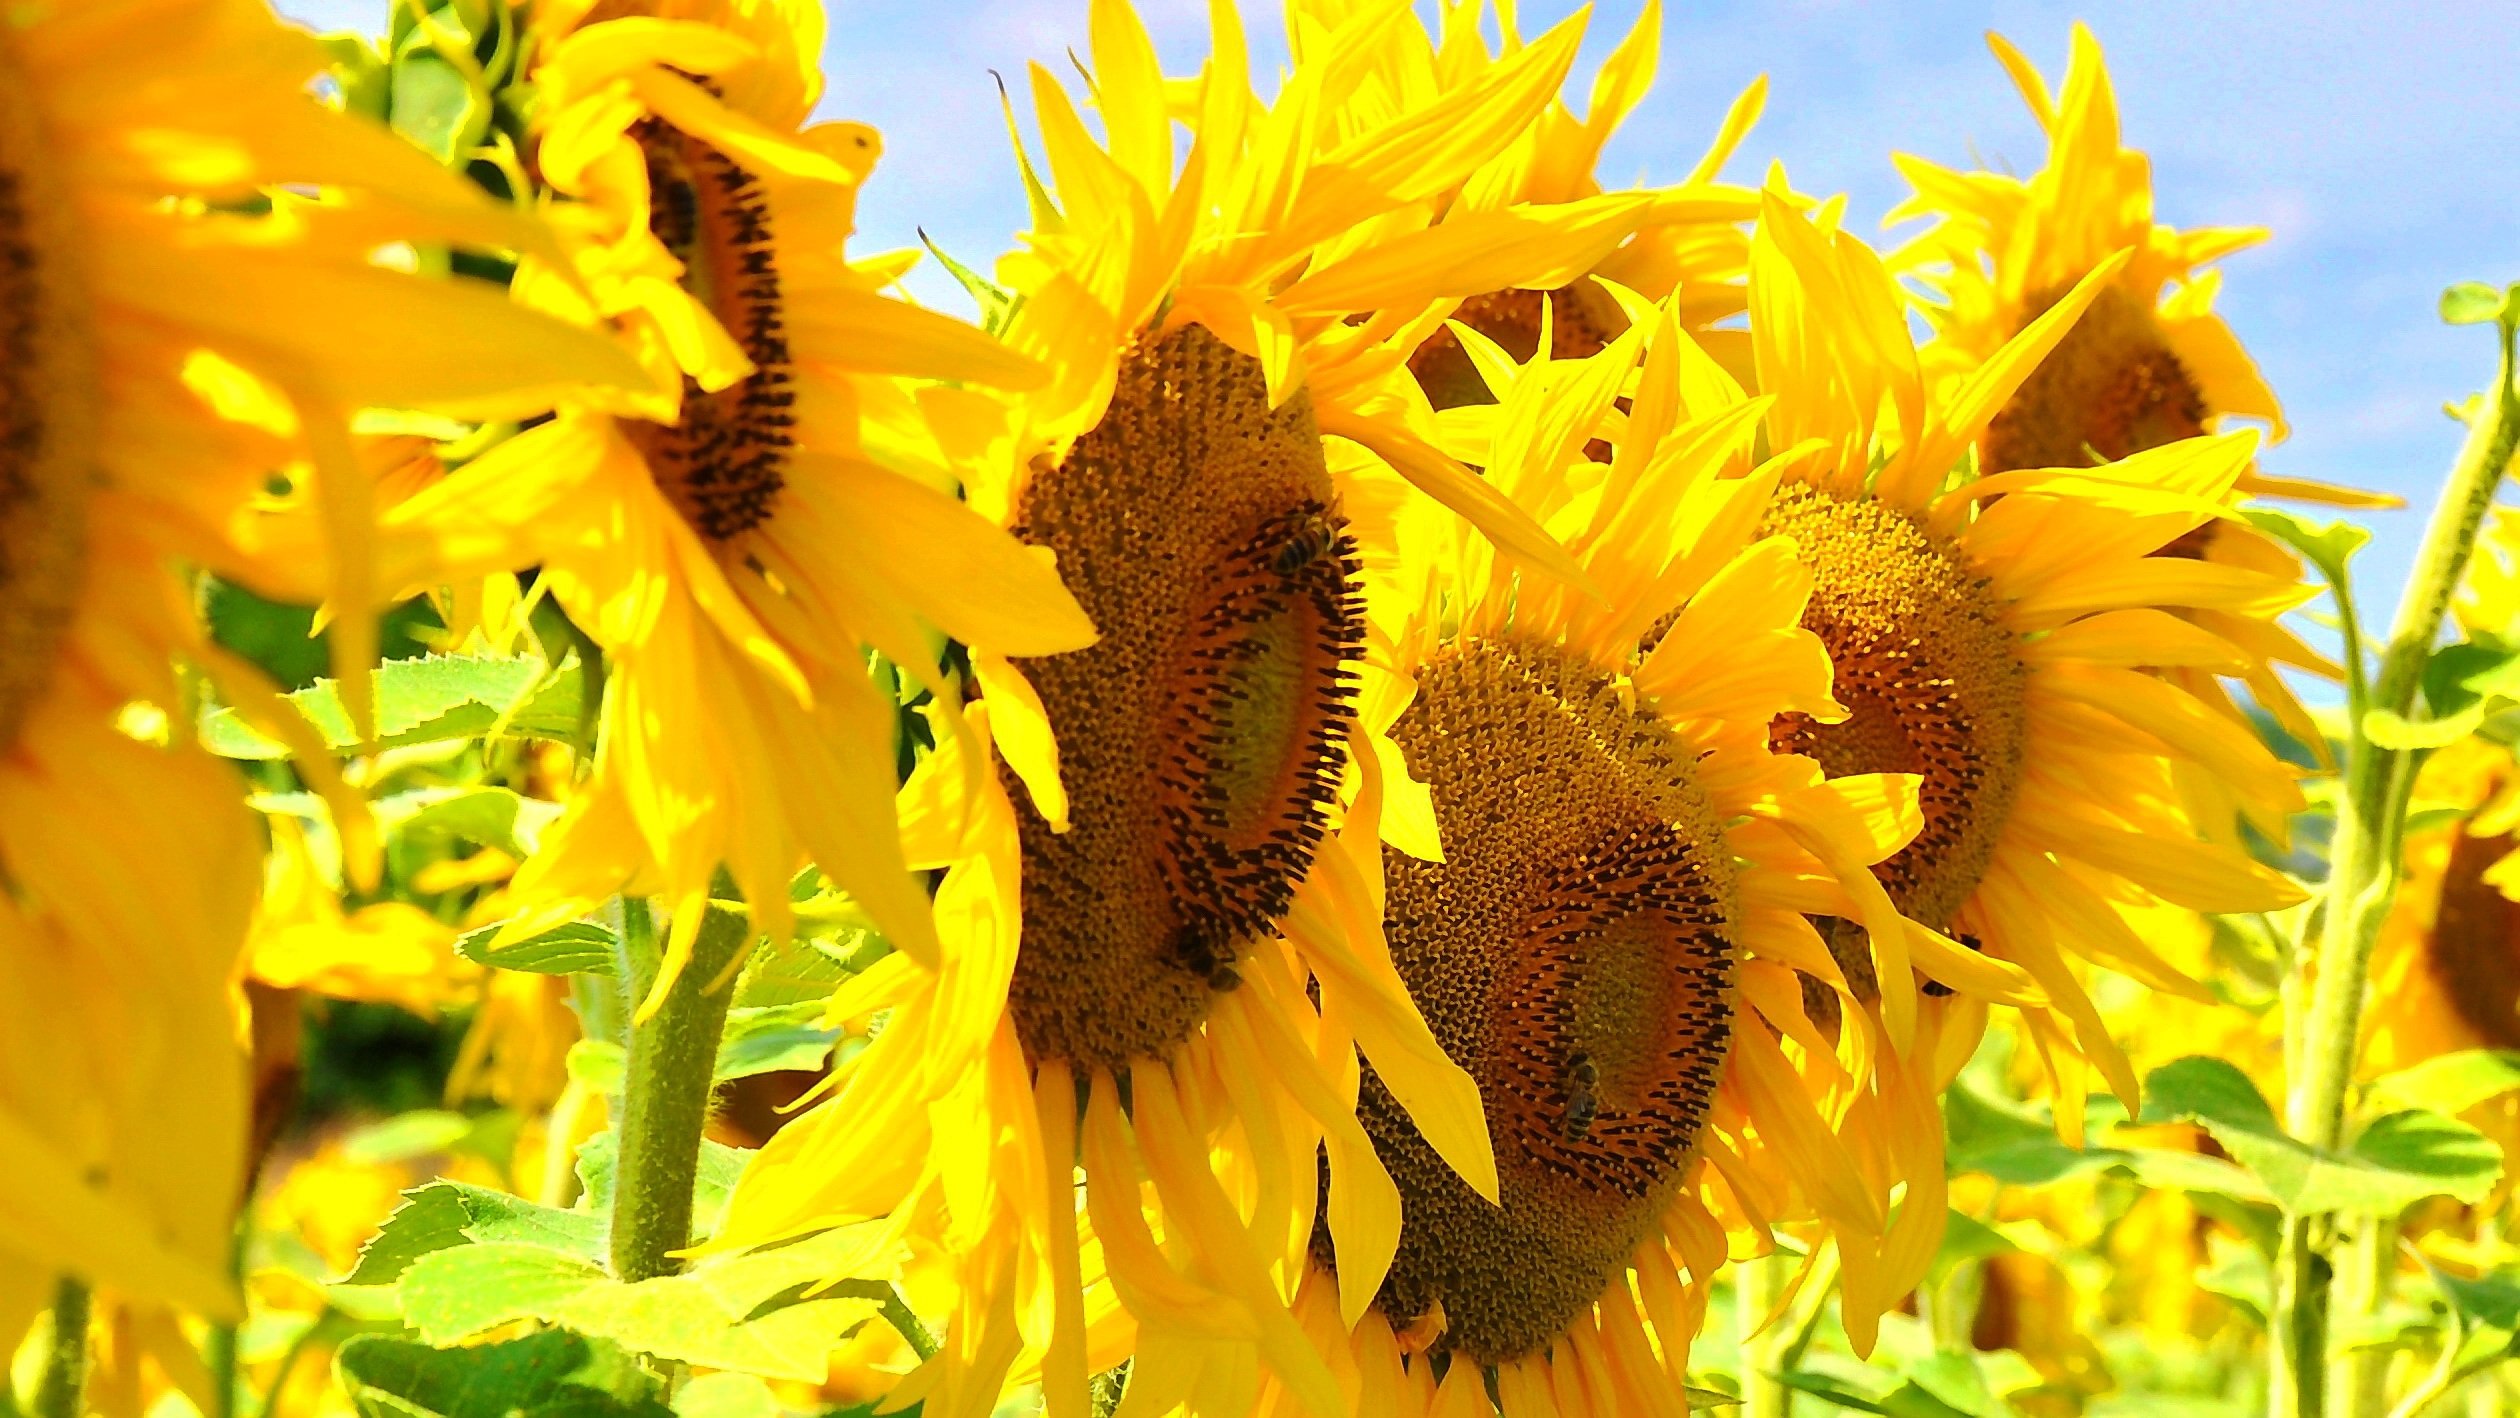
[
  {"x1": 388, "y1": 787, "x2": 563, "y2": 859},
  {"x1": 341, "y1": 1180, "x2": 603, "y2": 1286},
  {"x1": 555, "y1": 1276, "x2": 882, "y2": 1383},
  {"x1": 200, "y1": 653, "x2": 582, "y2": 759},
  {"x1": 715, "y1": 1002, "x2": 839, "y2": 1083},
  {"x1": 1679, "y1": 1388, "x2": 1744, "y2": 1410},
  {"x1": 2242, "y1": 506, "x2": 2371, "y2": 585},
  {"x1": 334, "y1": 1330, "x2": 669, "y2": 1418},
  {"x1": 2332, "y1": 1109, "x2": 2504, "y2": 1209},
  {"x1": 398, "y1": 1243, "x2": 605, "y2": 1344},
  {"x1": 389, "y1": 52, "x2": 491, "y2": 164},
  {"x1": 567, "y1": 1040, "x2": 628, "y2": 1096},
  {"x1": 2142, "y1": 1057, "x2": 2506, "y2": 1214},
  {"x1": 457, "y1": 920, "x2": 619, "y2": 976},
  {"x1": 343, "y1": 1187, "x2": 472, "y2": 1286},
  {"x1": 2367, "y1": 1049, "x2": 2520, "y2": 1116},
  {"x1": 2443, "y1": 282, "x2": 2512, "y2": 326}
]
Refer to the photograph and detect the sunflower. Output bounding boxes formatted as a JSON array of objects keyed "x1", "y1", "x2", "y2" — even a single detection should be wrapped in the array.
[
  {"x1": 1888, "y1": 22, "x2": 2390, "y2": 764},
  {"x1": 2363, "y1": 736, "x2": 2520, "y2": 1077},
  {"x1": 710, "y1": 4, "x2": 1756, "y2": 1412},
  {"x1": 1291, "y1": 0, "x2": 1770, "y2": 410},
  {"x1": 0, "y1": 0, "x2": 635, "y2": 1313},
  {"x1": 379, "y1": 0, "x2": 1092, "y2": 1002},
  {"x1": 1236, "y1": 284, "x2": 2051, "y2": 1414},
  {"x1": 1745, "y1": 190, "x2": 2308, "y2": 1150}
]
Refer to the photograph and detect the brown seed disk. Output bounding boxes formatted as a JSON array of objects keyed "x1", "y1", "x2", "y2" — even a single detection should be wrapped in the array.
[
  {"x1": 1407, "y1": 286, "x2": 1620, "y2": 413},
  {"x1": 2424, "y1": 817, "x2": 2520, "y2": 1049},
  {"x1": 0, "y1": 46, "x2": 96, "y2": 751},
  {"x1": 621, "y1": 117, "x2": 796, "y2": 542},
  {"x1": 1983, "y1": 282, "x2": 2207, "y2": 475},
  {"x1": 1761, "y1": 483, "x2": 2028, "y2": 930},
  {"x1": 1004, "y1": 323, "x2": 1362, "y2": 1068},
  {"x1": 1342, "y1": 638, "x2": 1737, "y2": 1364}
]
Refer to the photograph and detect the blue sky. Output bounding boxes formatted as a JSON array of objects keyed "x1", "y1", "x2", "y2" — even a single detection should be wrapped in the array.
[{"x1": 282, "y1": 1, "x2": 2520, "y2": 627}]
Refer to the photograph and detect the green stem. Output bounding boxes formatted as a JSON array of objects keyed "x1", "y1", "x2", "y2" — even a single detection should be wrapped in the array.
[
  {"x1": 1738, "y1": 1249, "x2": 1795, "y2": 1418},
  {"x1": 2326, "y1": 1215, "x2": 2398, "y2": 1416},
  {"x1": 32, "y1": 1279, "x2": 90, "y2": 1418},
  {"x1": 2275, "y1": 314, "x2": 2520, "y2": 1418},
  {"x1": 609, "y1": 902, "x2": 751, "y2": 1281}
]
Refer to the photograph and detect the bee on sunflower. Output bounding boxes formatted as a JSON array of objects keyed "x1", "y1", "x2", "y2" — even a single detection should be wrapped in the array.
[
  {"x1": 710, "y1": 2, "x2": 1772, "y2": 1412},
  {"x1": 1887, "y1": 22, "x2": 2392, "y2": 788},
  {"x1": 378, "y1": 0, "x2": 1092, "y2": 1002},
  {"x1": 0, "y1": 0, "x2": 633, "y2": 1314},
  {"x1": 1744, "y1": 188, "x2": 2310, "y2": 1152}
]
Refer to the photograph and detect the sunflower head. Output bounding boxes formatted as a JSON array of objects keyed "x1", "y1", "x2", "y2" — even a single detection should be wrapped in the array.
[
  {"x1": 1760, "y1": 483, "x2": 2028, "y2": 929},
  {"x1": 1890, "y1": 23, "x2": 2287, "y2": 467},
  {"x1": 1359, "y1": 634, "x2": 1737, "y2": 1362},
  {"x1": 1004, "y1": 322, "x2": 1364, "y2": 1066}
]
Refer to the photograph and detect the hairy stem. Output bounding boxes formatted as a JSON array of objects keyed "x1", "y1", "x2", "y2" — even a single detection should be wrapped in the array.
[
  {"x1": 32, "y1": 1279, "x2": 90, "y2": 1418},
  {"x1": 1738, "y1": 1249, "x2": 1795, "y2": 1418},
  {"x1": 609, "y1": 902, "x2": 753, "y2": 1281},
  {"x1": 2275, "y1": 313, "x2": 2520, "y2": 1418}
]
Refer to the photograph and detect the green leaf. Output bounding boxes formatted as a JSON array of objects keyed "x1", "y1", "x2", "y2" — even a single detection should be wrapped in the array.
[
  {"x1": 1679, "y1": 1388, "x2": 1743, "y2": 1410},
  {"x1": 554, "y1": 1276, "x2": 882, "y2": 1384},
  {"x1": 715, "y1": 1003, "x2": 839, "y2": 1083},
  {"x1": 2443, "y1": 281, "x2": 2514, "y2": 327},
  {"x1": 2242, "y1": 507, "x2": 2371, "y2": 586},
  {"x1": 342, "y1": 1180, "x2": 603, "y2": 1285},
  {"x1": 200, "y1": 653, "x2": 582, "y2": 760},
  {"x1": 2369, "y1": 1048, "x2": 2520, "y2": 1121},
  {"x1": 2425, "y1": 640, "x2": 2520, "y2": 719},
  {"x1": 387, "y1": 787, "x2": 563, "y2": 859},
  {"x1": 390, "y1": 52, "x2": 491, "y2": 164},
  {"x1": 398, "y1": 1243, "x2": 605, "y2": 1344},
  {"x1": 344, "y1": 1187, "x2": 473, "y2": 1285},
  {"x1": 2141, "y1": 1057, "x2": 2505, "y2": 1214},
  {"x1": 457, "y1": 921, "x2": 619, "y2": 976},
  {"x1": 2336, "y1": 1109, "x2": 2504, "y2": 1209},
  {"x1": 334, "y1": 1330, "x2": 670, "y2": 1418}
]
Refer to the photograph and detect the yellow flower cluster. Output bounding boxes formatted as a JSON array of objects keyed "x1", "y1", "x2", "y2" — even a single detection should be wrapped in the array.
[{"x1": 5, "y1": 4, "x2": 2504, "y2": 1418}]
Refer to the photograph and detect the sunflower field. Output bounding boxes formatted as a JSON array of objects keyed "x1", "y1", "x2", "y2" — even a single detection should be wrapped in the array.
[{"x1": 6, "y1": 2, "x2": 2520, "y2": 1417}]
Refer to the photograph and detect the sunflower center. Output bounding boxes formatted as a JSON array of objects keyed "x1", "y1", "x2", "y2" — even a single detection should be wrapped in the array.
[
  {"x1": 0, "y1": 44, "x2": 95, "y2": 751},
  {"x1": 1762, "y1": 484, "x2": 2027, "y2": 929},
  {"x1": 1343, "y1": 638, "x2": 1736, "y2": 1363},
  {"x1": 2425, "y1": 819, "x2": 2520, "y2": 1048},
  {"x1": 1984, "y1": 283, "x2": 2206, "y2": 474},
  {"x1": 1002, "y1": 323, "x2": 1362, "y2": 1069},
  {"x1": 621, "y1": 116, "x2": 794, "y2": 542},
  {"x1": 1407, "y1": 287, "x2": 1618, "y2": 412}
]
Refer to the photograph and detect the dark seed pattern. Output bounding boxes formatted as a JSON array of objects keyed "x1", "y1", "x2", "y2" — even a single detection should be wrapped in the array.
[
  {"x1": 1002, "y1": 324, "x2": 1362, "y2": 1069},
  {"x1": 1336, "y1": 638, "x2": 1738, "y2": 1363},
  {"x1": 0, "y1": 60, "x2": 93, "y2": 751},
  {"x1": 623, "y1": 117, "x2": 796, "y2": 542},
  {"x1": 1762, "y1": 483, "x2": 2028, "y2": 931},
  {"x1": 1983, "y1": 282, "x2": 2208, "y2": 476}
]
